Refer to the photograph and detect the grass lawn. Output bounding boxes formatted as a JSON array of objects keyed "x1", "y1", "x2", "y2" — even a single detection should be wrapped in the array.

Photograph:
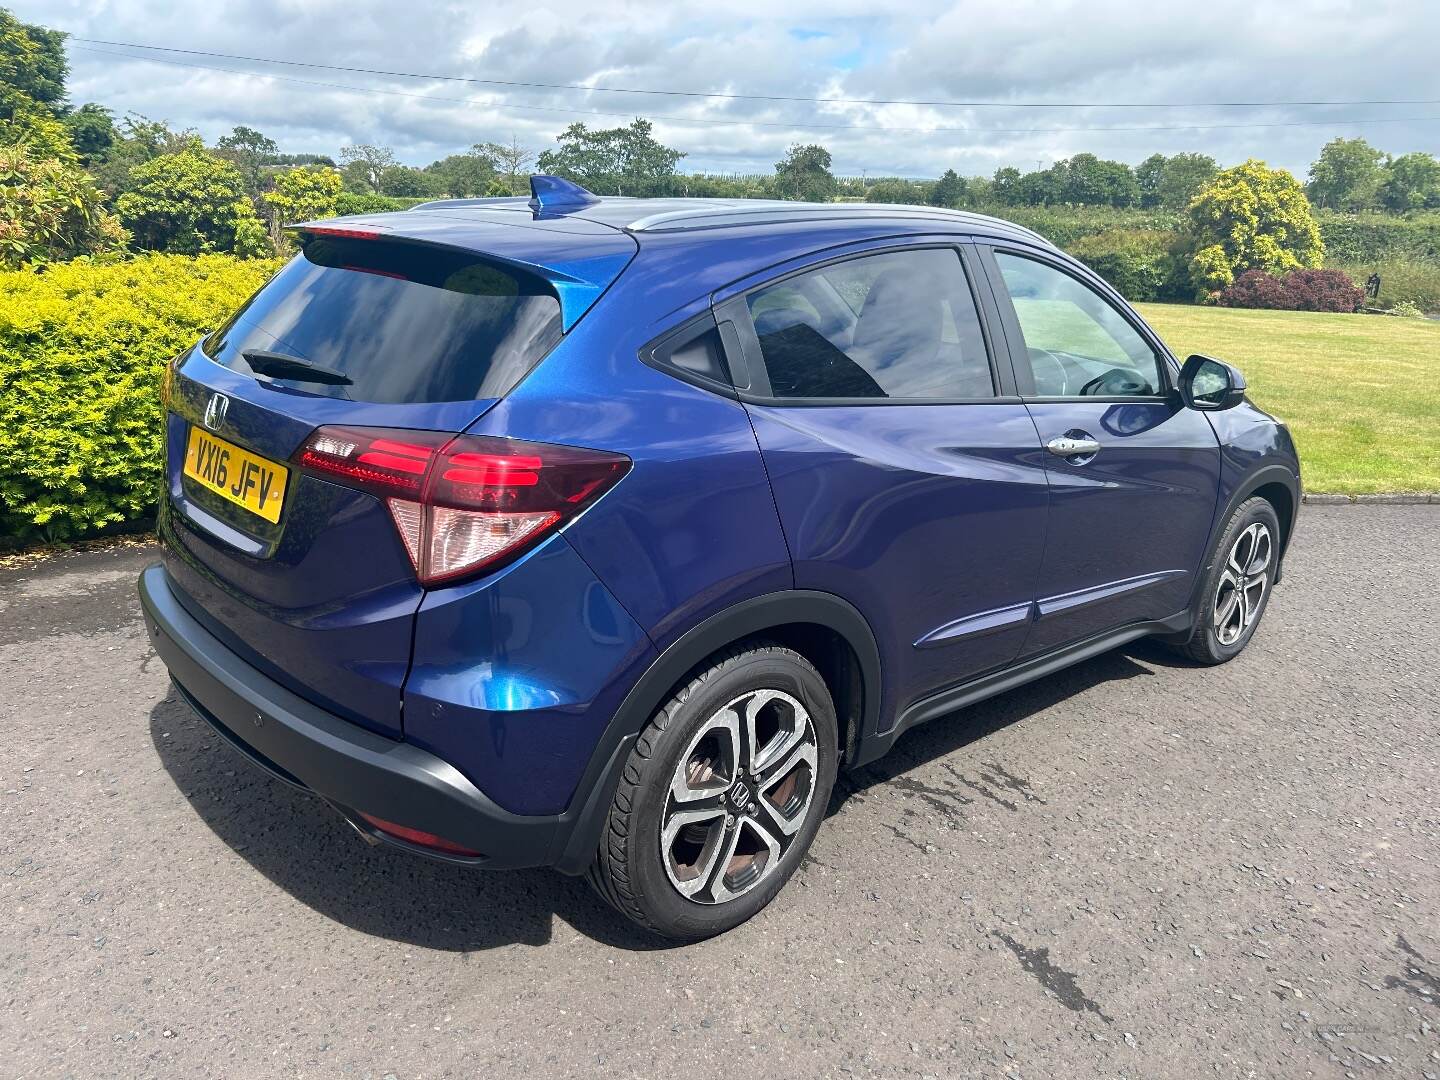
[{"x1": 1134, "y1": 304, "x2": 1440, "y2": 494}]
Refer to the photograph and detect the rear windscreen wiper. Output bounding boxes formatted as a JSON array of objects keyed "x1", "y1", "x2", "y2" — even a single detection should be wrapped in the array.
[{"x1": 242, "y1": 349, "x2": 353, "y2": 386}]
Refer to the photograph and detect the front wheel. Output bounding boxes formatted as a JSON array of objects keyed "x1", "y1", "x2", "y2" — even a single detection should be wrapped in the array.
[
  {"x1": 1171, "y1": 496, "x2": 1281, "y2": 665},
  {"x1": 587, "y1": 643, "x2": 837, "y2": 941}
]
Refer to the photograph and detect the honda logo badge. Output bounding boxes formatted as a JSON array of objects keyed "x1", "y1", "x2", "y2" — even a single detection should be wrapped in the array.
[{"x1": 203, "y1": 393, "x2": 229, "y2": 431}]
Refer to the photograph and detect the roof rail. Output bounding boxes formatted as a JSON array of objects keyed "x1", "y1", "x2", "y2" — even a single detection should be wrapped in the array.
[
  {"x1": 412, "y1": 177, "x2": 605, "y2": 218},
  {"x1": 408, "y1": 196, "x2": 530, "y2": 212},
  {"x1": 623, "y1": 201, "x2": 1053, "y2": 246}
]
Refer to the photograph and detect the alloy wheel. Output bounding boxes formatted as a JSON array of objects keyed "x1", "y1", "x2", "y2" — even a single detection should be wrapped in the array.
[
  {"x1": 1213, "y1": 521, "x2": 1273, "y2": 647},
  {"x1": 660, "y1": 689, "x2": 819, "y2": 905}
]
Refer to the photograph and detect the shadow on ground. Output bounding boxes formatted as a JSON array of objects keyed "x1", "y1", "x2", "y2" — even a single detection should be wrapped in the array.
[
  {"x1": 148, "y1": 636, "x2": 1186, "y2": 952},
  {"x1": 148, "y1": 692, "x2": 668, "y2": 953},
  {"x1": 831, "y1": 638, "x2": 1183, "y2": 805}
]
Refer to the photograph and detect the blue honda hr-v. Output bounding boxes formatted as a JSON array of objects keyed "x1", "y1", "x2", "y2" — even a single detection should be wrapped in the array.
[{"x1": 139, "y1": 175, "x2": 1301, "y2": 940}]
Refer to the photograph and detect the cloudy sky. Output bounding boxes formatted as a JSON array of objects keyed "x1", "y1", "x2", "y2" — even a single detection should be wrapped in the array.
[{"x1": 19, "y1": 0, "x2": 1440, "y2": 178}]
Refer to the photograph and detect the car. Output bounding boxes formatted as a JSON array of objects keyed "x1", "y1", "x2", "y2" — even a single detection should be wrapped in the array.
[{"x1": 139, "y1": 175, "x2": 1301, "y2": 941}]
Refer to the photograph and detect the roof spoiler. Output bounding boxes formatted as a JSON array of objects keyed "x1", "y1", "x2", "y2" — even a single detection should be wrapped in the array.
[{"x1": 287, "y1": 213, "x2": 634, "y2": 332}]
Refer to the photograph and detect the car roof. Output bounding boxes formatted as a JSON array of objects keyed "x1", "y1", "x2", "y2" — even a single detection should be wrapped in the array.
[
  {"x1": 404, "y1": 195, "x2": 1055, "y2": 249},
  {"x1": 293, "y1": 187, "x2": 1056, "y2": 330}
]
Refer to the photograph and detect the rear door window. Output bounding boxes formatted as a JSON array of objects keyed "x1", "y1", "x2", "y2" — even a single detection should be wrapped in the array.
[
  {"x1": 743, "y1": 248, "x2": 994, "y2": 400},
  {"x1": 203, "y1": 237, "x2": 564, "y2": 404}
]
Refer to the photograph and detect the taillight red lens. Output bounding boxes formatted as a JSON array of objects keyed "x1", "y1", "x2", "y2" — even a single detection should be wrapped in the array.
[
  {"x1": 297, "y1": 225, "x2": 388, "y2": 240},
  {"x1": 295, "y1": 427, "x2": 444, "y2": 498},
  {"x1": 355, "y1": 812, "x2": 483, "y2": 857},
  {"x1": 293, "y1": 426, "x2": 629, "y2": 585}
]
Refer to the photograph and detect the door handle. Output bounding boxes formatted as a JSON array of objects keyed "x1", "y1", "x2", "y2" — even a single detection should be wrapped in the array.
[{"x1": 1045, "y1": 433, "x2": 1101, "y2": 459}]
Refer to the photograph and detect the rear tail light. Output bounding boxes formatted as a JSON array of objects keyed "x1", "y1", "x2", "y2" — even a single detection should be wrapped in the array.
[{"x1": 293, "y1": 426, "x2": 629, "y2": 585}]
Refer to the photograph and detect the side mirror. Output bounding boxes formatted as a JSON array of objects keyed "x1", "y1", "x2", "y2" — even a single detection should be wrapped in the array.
[{"x1": 1178, "y1": 354, "x2": 1247, "y2": 411}]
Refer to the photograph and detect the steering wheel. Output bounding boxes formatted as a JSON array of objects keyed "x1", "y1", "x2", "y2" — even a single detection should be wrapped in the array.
[
  {"x1": 1079, "y1": 367, "x2": 1149, "y2": 397},
  {"x1": 1029, "y1": 348, "x2": 1071, "y2": 395}
]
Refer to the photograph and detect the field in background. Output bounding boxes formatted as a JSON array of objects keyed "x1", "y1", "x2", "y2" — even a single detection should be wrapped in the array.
[{"x1": 1137, "y1": 304, "x2": 1440, "y2": 494}]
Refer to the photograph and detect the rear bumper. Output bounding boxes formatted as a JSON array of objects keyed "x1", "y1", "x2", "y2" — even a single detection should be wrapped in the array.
[{"x1": 138, "y1": 563, "x2": 573, "y2": 869}]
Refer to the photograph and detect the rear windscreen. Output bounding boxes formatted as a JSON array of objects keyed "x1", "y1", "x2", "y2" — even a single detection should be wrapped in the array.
[{"x1": 203, "y1": 236, "x2": 565, "y2": 404}]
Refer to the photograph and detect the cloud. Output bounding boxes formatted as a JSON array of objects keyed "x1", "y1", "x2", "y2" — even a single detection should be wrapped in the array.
[{"x1": 19, "y1": 0, "x2": 1440, "y2": 178}]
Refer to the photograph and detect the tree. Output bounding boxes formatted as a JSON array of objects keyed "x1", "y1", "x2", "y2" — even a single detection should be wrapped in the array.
[
  {"x1": 423, "y1": 150, "x2": 498, "y2": 197},
  {"x1": 773, "y1": 143, "x2": 836, "y2": 202},
  {"x1": 0, "y1": 7, "x2": 67, "y2": 122},
  {"x1": 475, "y1": 137, "x2": 533, "y2": 194},
  {"x1": 1136, "y1": 154, "x2": 1168, "y2": 208},
  {"x1": 116, "y1": 149, "x2": 270, "y2": 257},
  {"x1": 89, "y1": 114, "x2": 203, "y2": 197},
  {"x1": 1017, "y1": 165, "x2": 1064, "y2": 206},
  {"x1": 377, "y1": 163, "x2": 444, "y2": 198},
  {"x1": 262, "y1": 165, "x2": 343, "y2": 247},
  {"x1": 991, "y1": 166, "x2": 1023, "y2": 206},
  {"x1": 263, "y1": 152, "x2": 335, "y2": 168},
  {"x1": 338, "y1": 144, "x2": 397, "y2": 193},
  {"x1": 929, "y1": 168, "x2": 966, "y2": 208},
  {"x1": 1155, "y1": 152, "x2": 1218, "y2": 209},
  {"x1": 0, "y1": 107, "x2": 71, "y2": 159},
  {"x1": 63, "y1": 102, "x2": 115, "y2": 164},
  {"x1": 536, "y1": 119, "x2": 684, "y2": 196},
  {"x1": 215, "y1": 125, "x2": 279, "y2": 195},
  {"x1": 1378, "y1": 152, "x2": 1440, "y2": 211},
  {"x1": 1185, "y1": 159, "x2": 1323, "y2": 296},
  {"x1": 0, "y1": 140, "x2": 127, "y2": 268},
  {"x1": 1306, "y1": 137, "x2": 1386, "y2": 210},
  {"x1": 1057, "y1": 153, "x2": 1138, "y2": 207},
  {"x1": 865, "y1": 178, "x2": 927, "y2": 204}
]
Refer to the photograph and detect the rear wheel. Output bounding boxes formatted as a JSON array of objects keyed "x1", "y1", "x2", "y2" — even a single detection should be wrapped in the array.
[
  {"x1": 587, "y1": 643, "x2": 837, "y2": 941},
  {"x1": 1172, "y1": 496, "x2": 1281, "y2": 665}
]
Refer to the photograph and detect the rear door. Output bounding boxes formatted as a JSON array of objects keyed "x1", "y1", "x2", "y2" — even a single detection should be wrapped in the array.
[
  {"x1": 718, "y1": 242, "x2": 1050, "y2": 726},
  {"x1": 160, "y1": 231, "x2": 580, "y2": 736},
  {"x1": 978, "y1": 245, "x2": 1221, "y2": 657}
]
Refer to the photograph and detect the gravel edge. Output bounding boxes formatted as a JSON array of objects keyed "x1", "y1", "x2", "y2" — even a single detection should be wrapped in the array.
[{"x1": 1301, "y1": 492, "x2": 1440, "y2": 505}]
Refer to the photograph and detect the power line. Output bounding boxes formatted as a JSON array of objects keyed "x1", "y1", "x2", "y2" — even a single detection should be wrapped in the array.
[
  {"x1": 69, "y1": 35, "x2": 1440, "y2": 111},
  {"x1": 67, "y1": 45, "x2": 1440, "y2": 137}
]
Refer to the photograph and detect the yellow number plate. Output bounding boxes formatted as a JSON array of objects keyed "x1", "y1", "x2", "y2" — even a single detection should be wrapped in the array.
[{"x1": 183, "y1": 427, "x2": 288, "y2": 524}]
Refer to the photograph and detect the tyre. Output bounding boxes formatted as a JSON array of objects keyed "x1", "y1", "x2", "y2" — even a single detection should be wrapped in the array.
[
  {"x1": 1171, "y1": 496, "x2": 1281, "y2": 665},
  {"x1": 587, "y1": 642, "x2": 838, "y2": 941}
]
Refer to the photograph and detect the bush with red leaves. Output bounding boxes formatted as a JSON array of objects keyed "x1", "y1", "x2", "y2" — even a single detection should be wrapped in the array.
[{"x1": 1219, "y1": 268, "x2": 1364, "y2": 312}]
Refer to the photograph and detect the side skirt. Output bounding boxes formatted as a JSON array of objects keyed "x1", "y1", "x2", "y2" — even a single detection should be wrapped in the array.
[{"x1": 852, "y1": 610, "x2": 1193, "y2": 769}]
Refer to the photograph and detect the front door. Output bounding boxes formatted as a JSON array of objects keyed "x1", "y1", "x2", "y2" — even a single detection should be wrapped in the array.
[
  {"x1": 980, "y1": 246, "x2": 1222, "y2": 657},
  {"x1": 719, "y1": 243, "x2": 1050, "y2": 723}
]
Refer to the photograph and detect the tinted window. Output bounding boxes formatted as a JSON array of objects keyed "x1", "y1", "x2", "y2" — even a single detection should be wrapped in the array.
[
  {"x1": 993, "y1": 252, "x2": 1163, "y2": 398},
  {"x1": 650, "y1": 322, "x2": 731, "y2": 387},
  {"x1": 746, "y1": 248, "x2": 993, "y2": 400},
  {"x1": 204, "y1": 237, "x2": 564, "y2": 404}
]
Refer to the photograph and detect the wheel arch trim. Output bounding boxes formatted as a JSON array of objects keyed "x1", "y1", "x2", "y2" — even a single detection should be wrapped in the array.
[
  {"x1": 550, "y1": 589, "x2": 881, "y2": 873},
  {"x1": 1205, "y1": 464, "x2": 1300, "y2": 597}
]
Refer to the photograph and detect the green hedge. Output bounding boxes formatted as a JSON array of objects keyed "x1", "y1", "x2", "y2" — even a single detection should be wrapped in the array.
[
  {"x1": 981, "y1": 206, "x2": 1440, "y2": 310},
  {"x1": 1068, "y1": 228, "x2": 1190, "y2": 302},
  {"x1": 986, "y1": 206, "x2": 1440, "y2": 265},
  {"x1": 1327, "y1": 254, "x2": 1440, "y2": 313},
  {"x1": 982, "y1": 206, "x2": 1185, "y2": 248},
  {"x1": 1315, "y1": 211, "x2": 1440, "y2": 263},
  {"x1": 333, "y1": 192, "x2": 429, "y2": 215},
  {"x1": 0, "y1": 254, "x2": 282, "y2": 545}
]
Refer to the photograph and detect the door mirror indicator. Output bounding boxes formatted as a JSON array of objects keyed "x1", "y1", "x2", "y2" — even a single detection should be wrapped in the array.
[{"x1": 1178, "y1": 354, "x2": 1247, "y2": 411}]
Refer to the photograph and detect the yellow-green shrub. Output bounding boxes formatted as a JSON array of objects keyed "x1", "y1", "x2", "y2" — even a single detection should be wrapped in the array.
[{"x1": 0, "y1": 253, "x2": 282, "y2": 544}]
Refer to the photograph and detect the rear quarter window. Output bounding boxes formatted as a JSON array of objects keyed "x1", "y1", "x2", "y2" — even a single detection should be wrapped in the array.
[{"x1": 203, "y1": 237, "x2": 564, "y2": 404}]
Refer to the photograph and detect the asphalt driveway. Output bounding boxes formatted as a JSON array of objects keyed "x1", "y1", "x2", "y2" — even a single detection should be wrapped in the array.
[{"x1": 2, "y1": 505, "x2": 1437, "y2": 1078}]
